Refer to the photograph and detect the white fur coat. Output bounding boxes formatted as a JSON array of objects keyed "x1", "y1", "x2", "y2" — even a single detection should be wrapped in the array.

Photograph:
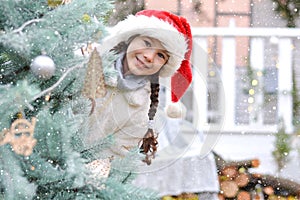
[{"x1": 83, "y1": 81, "x2": 151, "y2": 158}]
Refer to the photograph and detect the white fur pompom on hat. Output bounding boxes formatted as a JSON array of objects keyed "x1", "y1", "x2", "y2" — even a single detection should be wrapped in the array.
[
  {"x1": 101, "y1": 9, "x2": 193, "y2": 104},
  {"x1": 165, "y1": 101, "x2": 187, "y2": 119}
]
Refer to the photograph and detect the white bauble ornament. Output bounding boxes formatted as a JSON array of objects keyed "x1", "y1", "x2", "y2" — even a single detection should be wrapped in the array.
[{"x1": 30, "y1": 55, "x2": 56, "y2": 79}]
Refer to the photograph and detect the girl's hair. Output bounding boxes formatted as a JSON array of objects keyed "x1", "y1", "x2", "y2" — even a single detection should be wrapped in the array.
[
  {"x1": 139, "y1": 74, "x2": 160, "y2": 165},
  {"x1": 110, "y1": 41, "x2": 127, "y2": 54},
  {"x1": 110, "y1": 35, "x2": 138, "y2": 54},
  {"x1": 148, "y1": 74, "x2": 160, "y2": 121}
]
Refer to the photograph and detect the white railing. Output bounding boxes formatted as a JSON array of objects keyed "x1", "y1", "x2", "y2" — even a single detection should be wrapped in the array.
[{"x1": 189, "y1": 27, "x2": 300, "y2": 134}]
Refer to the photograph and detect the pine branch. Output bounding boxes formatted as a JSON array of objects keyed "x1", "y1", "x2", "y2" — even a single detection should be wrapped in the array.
[{"x1": 32, "y1": 64, "x2": 84, "y2": 100}]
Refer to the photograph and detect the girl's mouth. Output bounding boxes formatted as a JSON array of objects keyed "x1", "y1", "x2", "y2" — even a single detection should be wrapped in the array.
[{"x1": 136, "y1": 56, "x2": 148, "y2": 69}]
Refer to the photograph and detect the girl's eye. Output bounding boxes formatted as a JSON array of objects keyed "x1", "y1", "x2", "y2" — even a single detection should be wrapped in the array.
[
  {"x1": 157, "y1": 52, "x2": 166, "y2": 60},
  {"x1": 144, "y1": 40, "x2": 151, "y2": 47}
]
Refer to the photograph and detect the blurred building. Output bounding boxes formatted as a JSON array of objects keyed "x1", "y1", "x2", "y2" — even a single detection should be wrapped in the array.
[{"x1": 145, "y1": 0, "x2": 300, "y2": 129}]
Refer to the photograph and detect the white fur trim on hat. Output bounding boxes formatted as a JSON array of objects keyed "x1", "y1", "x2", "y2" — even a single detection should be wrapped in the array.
[{"x1": 99, "y1": 15, "x2": 188, "y2": 77}]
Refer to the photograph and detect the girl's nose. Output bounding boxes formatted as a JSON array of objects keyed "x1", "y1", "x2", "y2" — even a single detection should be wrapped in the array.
[{"x1": 144, "y1": 50, "x2": 156, "y2": 63}]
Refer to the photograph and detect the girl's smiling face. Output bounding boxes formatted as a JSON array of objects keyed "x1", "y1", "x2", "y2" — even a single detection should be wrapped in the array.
[{"x1": 123, "y1": 36, "x2": 169, "y2": 76}]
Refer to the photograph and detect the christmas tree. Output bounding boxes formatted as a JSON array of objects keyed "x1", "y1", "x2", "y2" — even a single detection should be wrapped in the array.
[{"x1": 0, "y1": 0, "x2": 158, "y2": 199}]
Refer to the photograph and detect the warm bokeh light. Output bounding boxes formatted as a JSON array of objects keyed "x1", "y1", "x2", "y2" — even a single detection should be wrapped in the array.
[
  {"x1": 249, "y1": 89, "x2": 255, "y2": 95},
  {"x1": 248, "y1": 97, "x2": 254, "y2": 103},
  {"x1": 251, "y1": 79, "x2": 258, "y2": 86}
]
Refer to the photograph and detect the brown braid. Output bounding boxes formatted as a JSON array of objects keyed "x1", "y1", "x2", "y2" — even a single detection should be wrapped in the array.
[{"x1": 139, "y1": 75, "x2": 160, "y2": 165}]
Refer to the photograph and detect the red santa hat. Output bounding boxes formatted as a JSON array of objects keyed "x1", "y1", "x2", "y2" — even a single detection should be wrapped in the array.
[{"x1": 101, "y1": 10, "x2": 193, "y2": 107}]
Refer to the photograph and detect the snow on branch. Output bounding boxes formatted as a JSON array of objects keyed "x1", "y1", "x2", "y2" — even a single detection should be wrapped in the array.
[{"x1": 12, "y1": 19, "x2": 44, "y2": 34}]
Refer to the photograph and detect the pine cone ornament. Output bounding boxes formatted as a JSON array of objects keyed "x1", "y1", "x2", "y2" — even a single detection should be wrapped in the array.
[
  {"x1": 85, "y1": 158, "x2": 111, "y2": 190},
  {"x1": 86, "y1": 158, "x2": 111, "y2": 179}
]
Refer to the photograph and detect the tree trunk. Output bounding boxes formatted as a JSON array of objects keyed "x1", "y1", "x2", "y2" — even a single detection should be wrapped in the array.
[
  {"x1": 257, "y1": 174, "x2": 300, "y2": 197},
  {"x1": 220, "y1": 180, "x2": 239, "y2": 198},
  {"x1": 237, "y1": 190, "x2": 251, "y2": 200}
]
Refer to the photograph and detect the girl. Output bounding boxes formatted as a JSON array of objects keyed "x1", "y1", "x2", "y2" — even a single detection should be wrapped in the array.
[{"x1": 83, "y1": 10, "x2": 193, "y2": 165}]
